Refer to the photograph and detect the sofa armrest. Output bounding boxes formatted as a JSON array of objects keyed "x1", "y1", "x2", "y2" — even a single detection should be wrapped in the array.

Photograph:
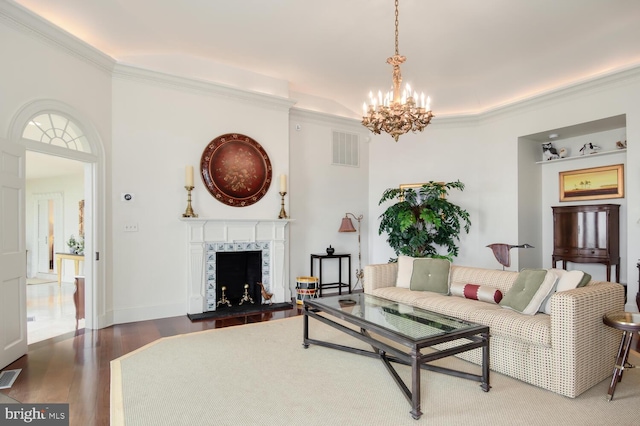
[
  {"x1": 550, "y1": 281, "x2": 625, "y2": 397},
  {"x1": 364, "y1": 263, "x2": 398, "y2": 294}
]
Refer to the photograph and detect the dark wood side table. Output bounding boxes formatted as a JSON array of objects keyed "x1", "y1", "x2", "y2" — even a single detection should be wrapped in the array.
[
  {"x1": 310, "y1": 253, "x2": 351, "y2": 297},
  {"x1": 602, "y1": 312, "x2": 640, "y2": 401}
]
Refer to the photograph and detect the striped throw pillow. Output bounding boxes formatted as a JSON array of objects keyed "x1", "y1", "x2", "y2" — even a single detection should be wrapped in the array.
[{"x1": 450, "y1": 283, "x2": 503, "y2": 304}]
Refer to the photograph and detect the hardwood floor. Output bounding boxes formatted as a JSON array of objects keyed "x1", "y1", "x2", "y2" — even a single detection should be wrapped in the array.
[
  {"x1": 1, "y1": 305, "x2": 304, "y2": 426},
  {"x1": 2, "y1": 300, "x2": 639, "y2": 426}
]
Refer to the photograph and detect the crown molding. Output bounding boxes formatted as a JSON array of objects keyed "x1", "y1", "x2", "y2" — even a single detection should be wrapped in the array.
[
  {"x1": 475, "y1": 64, "x2": 640, "y2": 123},
  {"x1": 0, "y1": 0, "x2": 115, "y2": 73},
  {"x1": 290, "y1": 107, "x2": 363, "y2": 130},
  {"x1": 112, "y1": 63, "x2": 297, "y2": 112}
]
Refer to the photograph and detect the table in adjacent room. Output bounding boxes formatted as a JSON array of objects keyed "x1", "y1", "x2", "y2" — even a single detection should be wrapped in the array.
[{"x1": 55, "y1": 252, "x2": 84, "y2": 285}]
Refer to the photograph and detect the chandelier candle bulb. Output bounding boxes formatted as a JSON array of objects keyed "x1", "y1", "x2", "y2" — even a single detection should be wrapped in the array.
[{"x1": 185, "y1": 166, "x2": 194, "y2": 187}]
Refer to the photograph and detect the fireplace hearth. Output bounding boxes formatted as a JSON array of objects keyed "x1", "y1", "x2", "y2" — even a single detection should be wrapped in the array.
[
  {"x1": 182, "y1": 218, "x2": 292, "y2": 315},
  {"x1": 215, "y1": 251, "x2": 262, "y2": 308}
]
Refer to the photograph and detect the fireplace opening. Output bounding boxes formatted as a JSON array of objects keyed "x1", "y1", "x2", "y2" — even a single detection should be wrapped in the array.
[{"x1": 216, "y1": 251, "x2": 263, "y2": 308}]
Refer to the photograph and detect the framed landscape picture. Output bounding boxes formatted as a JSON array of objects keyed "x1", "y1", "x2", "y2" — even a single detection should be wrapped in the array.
[{"x1": 559, "y1": 164, "x2": 624, "y2": 202}]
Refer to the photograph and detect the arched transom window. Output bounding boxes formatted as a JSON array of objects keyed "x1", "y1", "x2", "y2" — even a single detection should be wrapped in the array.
[{"x1": 22, "y1": 113, "x2": 91, "y2": 153}]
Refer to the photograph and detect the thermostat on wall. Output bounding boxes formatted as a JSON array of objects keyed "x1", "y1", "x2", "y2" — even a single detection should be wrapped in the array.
[{"x1": 121, "y1": 193, "x2": 135, "y2": 202}]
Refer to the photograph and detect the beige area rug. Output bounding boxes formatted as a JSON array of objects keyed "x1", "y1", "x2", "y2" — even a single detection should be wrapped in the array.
[
  {"x1": 111, "y1": 317, "x2": 640, "y2": 426},
  {"x1": 0, "y1": 393, "x2": 20, "y2": 404}
]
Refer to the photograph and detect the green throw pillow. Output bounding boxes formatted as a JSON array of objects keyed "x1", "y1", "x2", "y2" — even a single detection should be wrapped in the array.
[
  {"x1": 577, "y1": 272, "x2": 592, "y2": 287},
  {"x1": 499, "y1": 269, "x2": 558, "y2": 315},
  {"x1": 409, "y1": 258, "x2": 451, "y2": 294}
]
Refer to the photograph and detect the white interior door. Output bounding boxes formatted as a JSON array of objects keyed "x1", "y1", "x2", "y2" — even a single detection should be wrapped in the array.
[
  {"x1": 36, "y1": 198, "x2": 50, "y2": 273},
  {"x1": 0, "y1": 136, "x2": 27, "y2": 370}
]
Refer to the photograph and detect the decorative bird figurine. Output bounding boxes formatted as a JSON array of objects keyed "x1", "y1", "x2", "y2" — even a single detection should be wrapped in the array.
[{"x1": 257, "y1": 282, "x2": 273, "y2": 305}]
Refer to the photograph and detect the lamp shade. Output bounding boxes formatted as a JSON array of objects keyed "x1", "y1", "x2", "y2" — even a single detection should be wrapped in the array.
[{"x1": 338, "y1": 217, "x2": 357, "y2": 232}]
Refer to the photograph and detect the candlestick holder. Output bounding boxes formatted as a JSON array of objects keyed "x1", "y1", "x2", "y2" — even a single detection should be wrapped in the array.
[
  {"x1": 182, "y1": 186, "x2": 198, "y2": 218},
  {"x1": 278, "y1": 191, "x2": 288, "y2": 219}
]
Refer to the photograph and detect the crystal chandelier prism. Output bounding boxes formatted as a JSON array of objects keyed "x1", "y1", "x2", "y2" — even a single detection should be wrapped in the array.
[{"x1": 361, "y1": 0, "x2": 434, "y2": 142}]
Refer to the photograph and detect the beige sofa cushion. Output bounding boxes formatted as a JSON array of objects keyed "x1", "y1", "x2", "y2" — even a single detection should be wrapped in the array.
[{"x1": 370, "y1": 286, "x2": 552, "y2": 347}]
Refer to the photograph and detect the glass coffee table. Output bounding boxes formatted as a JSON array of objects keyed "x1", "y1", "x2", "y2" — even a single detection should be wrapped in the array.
[{"x1": 303, "y1": 293, "x2": 490, "y2": 420}]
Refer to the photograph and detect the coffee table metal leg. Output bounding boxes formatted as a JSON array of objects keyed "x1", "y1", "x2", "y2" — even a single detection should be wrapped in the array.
[
  {"x1": 303, "y1": 305, "x2": 310, "y2": 349},
  {"x1": 410, "y1": 349, "x2": 422, "y2": 420},
  {"x1": 481, "y1": 332, "x2": 491, "y2": 391}
]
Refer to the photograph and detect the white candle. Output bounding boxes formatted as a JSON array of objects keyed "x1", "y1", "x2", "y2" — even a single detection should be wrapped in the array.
[
  {"x1": 185, "y1": 166, "x2": 194, "y2": 187},
  {"x1": 280, "y1": 175, "x2": 287, "y2": 192}
]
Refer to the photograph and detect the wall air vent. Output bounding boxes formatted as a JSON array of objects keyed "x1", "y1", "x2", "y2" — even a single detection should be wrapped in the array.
[{"x1": 332, "y1": 131, "x2": 359, "y2": 167}]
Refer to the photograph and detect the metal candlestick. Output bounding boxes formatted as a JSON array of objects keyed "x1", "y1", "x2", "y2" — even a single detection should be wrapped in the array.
[
  {"x1": 278, "y1": 191, "x2": 288, "y2": 219},
  {"x1": 182, "y1": 185, "x2": 198, "y2": 218}
]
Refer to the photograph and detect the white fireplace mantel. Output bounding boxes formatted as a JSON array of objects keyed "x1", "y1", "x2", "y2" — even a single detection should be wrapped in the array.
[{"x1": 181, "y1": 218, "x2": 293, "y2": 314}]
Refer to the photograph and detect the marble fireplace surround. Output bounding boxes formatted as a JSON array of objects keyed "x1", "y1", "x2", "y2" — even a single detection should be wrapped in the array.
[{"x1": 181, "y1": 218, "x2": 292, "y2": 314}]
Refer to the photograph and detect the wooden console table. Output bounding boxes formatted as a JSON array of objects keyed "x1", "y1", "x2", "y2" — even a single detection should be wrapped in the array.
[
  {"x1": 551, "y1": 204, "x2": 620, "y2": 282},
  {"x1": 55, "y1": 253, "x2": 84, "y2": 285}
]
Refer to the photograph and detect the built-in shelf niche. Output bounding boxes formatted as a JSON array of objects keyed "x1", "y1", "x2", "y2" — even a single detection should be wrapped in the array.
[{"x1": 517, "y1": 114, "x2": 627, "y2": 283}]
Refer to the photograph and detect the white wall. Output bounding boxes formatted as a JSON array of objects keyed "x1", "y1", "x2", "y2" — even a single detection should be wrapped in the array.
[
  {"x1": 0, "y1": 9, "x2": 114, "y2": 327},
  {"x1": 368, "y1": 70, "x2": 640, "y2": 311},
  {"x1": 3, "y1": 4, "x2": 640, "y2": 326},
  {"x1": 289, "y1": 110, "x2": 369, "y2": 290},
  {"x1": 538, "y1": 129, "x2": 627, "y2": 282},
  {"x1": 110, "y1": 71, "x2": 292, "y2": 323}
]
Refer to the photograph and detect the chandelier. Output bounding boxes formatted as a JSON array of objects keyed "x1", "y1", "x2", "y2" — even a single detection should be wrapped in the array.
[{"x1": 361, "y1": 0, "x2": 433, "y2": 142}]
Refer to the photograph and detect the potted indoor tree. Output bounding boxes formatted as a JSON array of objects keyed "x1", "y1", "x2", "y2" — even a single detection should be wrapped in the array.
[{"x1": 378, "y1": 180, "x2": 471, "y2": 261}]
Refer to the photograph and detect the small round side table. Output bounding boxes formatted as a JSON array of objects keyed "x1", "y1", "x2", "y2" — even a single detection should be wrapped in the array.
[{"x1": 602, "y1": 312, "x2": 640, "y2": 401}]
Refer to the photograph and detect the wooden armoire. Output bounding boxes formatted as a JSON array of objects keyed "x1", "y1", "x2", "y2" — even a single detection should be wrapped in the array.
[{"x1": 552, "y1": 204, "x2": 620, "y2": 282}]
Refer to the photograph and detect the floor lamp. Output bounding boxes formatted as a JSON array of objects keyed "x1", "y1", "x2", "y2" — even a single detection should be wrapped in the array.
[{"x1": 339, "y1": 213, "x2": 364, "y2": 290}]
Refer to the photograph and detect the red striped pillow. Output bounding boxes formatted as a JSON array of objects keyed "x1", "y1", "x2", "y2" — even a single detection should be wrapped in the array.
[{"x1": 450, "y1": 283, "x2": 503, "y2": 304}]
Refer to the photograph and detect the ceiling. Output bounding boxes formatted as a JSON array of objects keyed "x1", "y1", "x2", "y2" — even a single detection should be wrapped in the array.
[{"x1": 12, "y1": 0, "x2": 640, "y2": 118}]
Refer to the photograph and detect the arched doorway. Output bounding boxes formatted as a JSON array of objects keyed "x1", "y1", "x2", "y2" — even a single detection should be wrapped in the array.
[{"x1": 9, "y1": 100, "x2": 106, "y2": 334}]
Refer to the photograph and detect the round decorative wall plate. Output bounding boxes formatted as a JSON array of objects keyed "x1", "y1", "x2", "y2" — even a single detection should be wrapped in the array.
[{"x1": 200, "y1": 133, "x2": 272, "y2": 207}]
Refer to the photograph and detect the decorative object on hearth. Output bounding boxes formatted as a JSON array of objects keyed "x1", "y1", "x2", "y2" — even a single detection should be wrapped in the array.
[
  {"x1": 326, "y1": 245, "x2": 335, "y2": 255},
  {"x1": 201, "y1": 133, "x2": 272, "y2": 207},
  {"x1": 182, "y1": 165, "x2": 198, "y2": 218},
  {"x1": 486, "y1": 243, "x2": 534, "y2": 270},
  {"x1": 257, "y1": 282, "x2": 273, "y2": 305},
  {"x1": 238, "y1": 284, "x2": 255, "y2": 305},
  {"x1": 278, "y1": 174, "x2": 288, "y2": 218},
  {"x1": 378, "y1": 181, "x2": 470, "y2": 261},
  {"x1": 217, "y1": 286, "x2": 232, "y2": 308},
  {"x1": 338, "y1": 213, "x2": 364, "y2": 290},
  {"x1": 361, "y1": 0, "x2": 433, "y2": 142}
]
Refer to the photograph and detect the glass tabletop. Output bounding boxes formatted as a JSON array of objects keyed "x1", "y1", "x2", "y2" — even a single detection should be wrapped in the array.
[{"x1": 307, "y1": 293, "x2": 484, "y2": 341}]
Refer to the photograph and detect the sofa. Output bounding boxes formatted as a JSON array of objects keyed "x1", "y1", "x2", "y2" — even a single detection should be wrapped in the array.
[{"x1": 363, "y1": 261, "x2": 625, "y2": 398}]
